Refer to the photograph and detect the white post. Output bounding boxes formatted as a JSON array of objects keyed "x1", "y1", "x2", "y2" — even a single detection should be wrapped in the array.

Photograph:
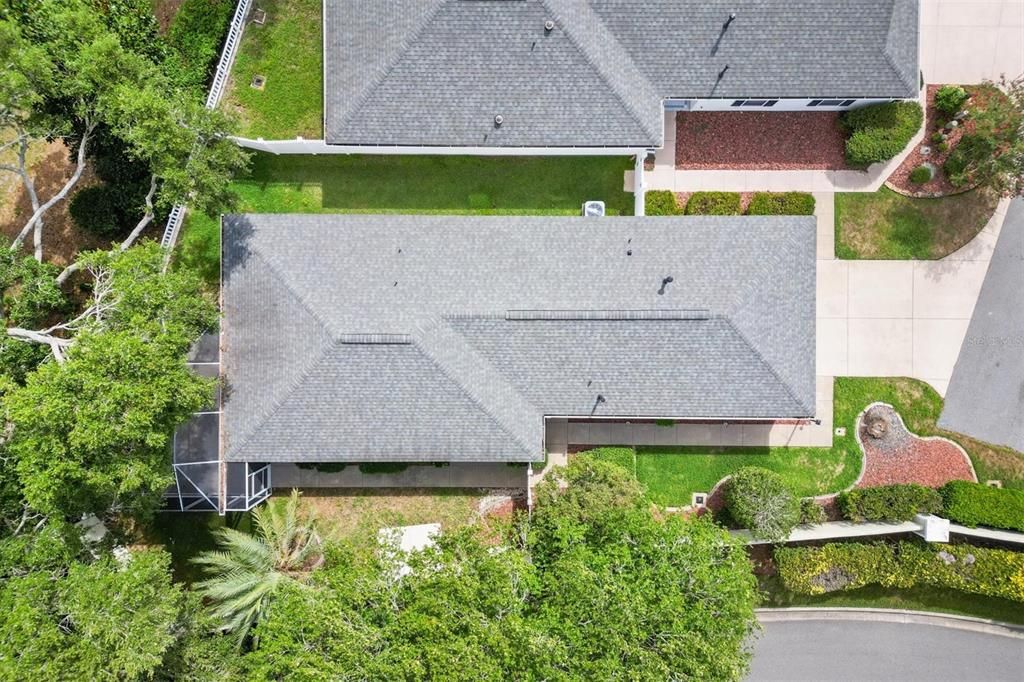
[{"x1": 633, "y1": 153, "x2": 646, "y2": 216}]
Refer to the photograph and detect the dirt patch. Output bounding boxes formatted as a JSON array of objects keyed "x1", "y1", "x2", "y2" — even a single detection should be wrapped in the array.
[
  {"x1": 856, "y1": 404, "x2": 976, "y2": 488},
  {"x1": 153, "y1": 0, "x2": 186, "y2": 34},
  {"x1": 675, "y1": 111, "x2": 851, "y2": 170}
]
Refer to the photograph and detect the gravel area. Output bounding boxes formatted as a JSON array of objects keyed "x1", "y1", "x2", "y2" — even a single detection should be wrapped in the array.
[
  {"x1": 675, "y1": 111, "x2": 850, "y2": 170},
  {"x1": 856, "y1": 404, "x2": 976, "y2": 488}
]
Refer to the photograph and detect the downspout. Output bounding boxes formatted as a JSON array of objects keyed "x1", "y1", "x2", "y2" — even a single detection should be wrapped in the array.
[{"x1": 633, "y1": 153, "x2": 646, "y2": 216}]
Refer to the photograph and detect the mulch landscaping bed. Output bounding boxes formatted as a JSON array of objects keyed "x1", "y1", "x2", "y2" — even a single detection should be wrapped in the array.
[
  {"x1": 887, "y1": 84, "x2": 1005, "y2": 196},
  {"x1": 856, "y1": 404, "x2": 976, "y2": 488},
  {"x1": 675, "y1": 111, "x2": 851, "y2": 170}
]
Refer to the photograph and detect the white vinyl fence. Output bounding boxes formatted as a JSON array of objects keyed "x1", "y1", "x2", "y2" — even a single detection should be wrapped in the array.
[{"x1": 160, "y1": 0, "x2": 253, "y2": 251}]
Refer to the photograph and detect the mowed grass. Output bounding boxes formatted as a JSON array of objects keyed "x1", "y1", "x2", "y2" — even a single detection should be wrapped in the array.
[
  {"x1": 221, "y1": 0, "x2": 322, "y2": 139},
  {"x1": 835, "y1": 187, "x2": 998, "y2": 259},
  {"x1": 176, "y1": 152, "x2": 634, "y2": 283},
  {"x1": 579, "y1": 377, "x2": 1024, "y2": 506}
]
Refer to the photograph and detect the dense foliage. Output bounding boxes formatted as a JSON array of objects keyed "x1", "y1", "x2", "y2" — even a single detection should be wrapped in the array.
[
  {"x1": 243, "y1": 460, "x2": 759, "y2": 681},
  {"x1": 645, "y1": 189, "x2": 682, "y2": 215},
  {"x1": 837, "y1": 484, "x2": 943, "y2": 523},
  {"x1": 842, "y1": 101, "x2": 923, "y2": 166},
  {"x1": 940, "y1": 481, "x2": 1024, "y2": 532},
  {"x1": 746, "y1": 191, "x2": 815, "y2": 215},
  {"x1": 164, "y1": 0, "x2": 235, "y2": 95},
  {"x1": 943, "y1": 81, "x2": 1024, "y2": 191},
  {"x1": 776, "y1": 541, "x2": 1024, "y2": 602},
  {"x1": 685, "y1": 191, "x2": 742, "y2": 215},
  {"x1": 0, "y1": 242, "x2": 66, "y2": 382},
  {"x1": 935, "y1": 85, "x2": 969, "y2": 115},
  {"x1": 724, "y1": 466, "x2": 800, "y2": 541}
]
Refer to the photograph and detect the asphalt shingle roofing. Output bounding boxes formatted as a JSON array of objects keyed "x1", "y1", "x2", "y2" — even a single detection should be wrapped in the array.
[
  {"x1": 222, "y1": 214, "x2": 816, "y2": 463},
  {"x1": 323, "y1": 0, "x2": 919, "y2": 148}
]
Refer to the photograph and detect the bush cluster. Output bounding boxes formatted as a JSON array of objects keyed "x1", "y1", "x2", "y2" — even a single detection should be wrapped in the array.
[
  {"x1": 935, "y1": 85, "x2": 969, "y2": 115},
  {"x1": 775, "y1": 541, "x2": 1024, "y2": 602},
  {"x1": 357, "y1": 462, "x2": 409, "y2": 475},
  {"x1": 944, "y1": 132, "x2": 998, "y2": 187},
  {"x1": 163, "y1": 0, "x2": 235, "y2": 94},
  {"x1": 940, "y1": 481, "x2": 1024, "y2": 532},
  {"x1": 684, "y1": 191, "x2": 741, "y2": 215},
  {"x1": 837, "y1": 484, "x2": 943, "y2": 522},
  {"x1": 908, "y1": 165, "x2": 933, "y2": 184},
  {"x1": 799, "y1": 498, "x2": 826, "y2": 525},
  {"x1": 842, "y1": 101, "x2": 924, "y2": 166},
  {"x1": 644, "y1": 190, "x2": 682, "y2": 216},
  {"x1": 746, "y1": 192, "x2": 815, "y2": 215},
  {"x1": 724, "y1": 467, "x2": 800, "y2": 541}
]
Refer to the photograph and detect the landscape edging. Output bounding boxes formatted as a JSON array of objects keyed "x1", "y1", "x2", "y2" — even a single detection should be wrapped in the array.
[{"x1": 755, "y1": 607, "x2": 1024, "y2": 639}]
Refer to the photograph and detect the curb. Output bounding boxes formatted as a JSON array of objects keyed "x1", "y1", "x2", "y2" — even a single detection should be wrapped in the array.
[{"x1": 756, "y1": 607, "x2": 1024, "y2": 639}]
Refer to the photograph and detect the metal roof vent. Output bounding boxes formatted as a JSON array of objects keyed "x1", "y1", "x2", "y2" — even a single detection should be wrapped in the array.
[
  {"x1": 544, "y1": 19, "x2": 554, "y2": 32},
  {"x1": 494, "y1": 114, "x2": 504, "y2": 127}
]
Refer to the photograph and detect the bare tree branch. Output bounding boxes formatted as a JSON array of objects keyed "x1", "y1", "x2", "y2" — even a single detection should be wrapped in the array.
[
  {"x1": 6, "y1": 327, "x2": 72, "y2": 363},
  {"x1": 11, "y1": 121, "x2": 96, "y2": 260},
  {"x1": 118, "y1": 174, "x2": 157, "y2": 252}
]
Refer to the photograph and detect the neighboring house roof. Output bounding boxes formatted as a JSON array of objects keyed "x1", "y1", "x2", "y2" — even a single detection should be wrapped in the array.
[
  {"x1": 939, "y1": 198, "x2": 1024, "y2": 453},
  {"x1": 221, "y1": 214, "x2": 816, "y2": 464},
  {"x1": 323, "y1": 0, "x2": 919, "y2": 148}
]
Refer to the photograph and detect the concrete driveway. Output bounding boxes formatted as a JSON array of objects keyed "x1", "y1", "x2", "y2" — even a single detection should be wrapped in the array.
[
  {"x1": 817, "y1": 199, "x2": 1011, "y2": 396},
  {"x1": 750, "y1": 618, "x2": 1024, "y2": 681},
  {"x1": 921, "y1": 0, "x2": 1024, "y2": 84}
]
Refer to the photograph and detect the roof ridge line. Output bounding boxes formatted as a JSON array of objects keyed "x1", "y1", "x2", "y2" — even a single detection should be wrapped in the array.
[
  {"x1": 721, "y1": 316, "x2": 814, "y2": 416},
  {"x1": 883, "y1": 0, "x2": 919, "y2": 94},
  {"x1": 540, "y1": 0, "x2": 662, "y2": 143},
  {"x1": 334, "y1": 0, "x2": 447, "y2": 134},
  {"x1": 411, "y1": 318, "x2": 541, "y2": 455}
]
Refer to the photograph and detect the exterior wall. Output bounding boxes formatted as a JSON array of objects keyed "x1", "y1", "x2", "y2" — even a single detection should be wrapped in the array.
[
  {"x1": 665, "y1": 98, "x2": 899, "y2": 112},
  {"x1": 269, "y1": 462, "x2": 528, "y2": 489}
]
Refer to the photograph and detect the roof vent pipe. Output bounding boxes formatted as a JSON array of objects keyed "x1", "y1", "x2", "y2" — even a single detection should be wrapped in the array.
[
  {"x1": 544, "y1": 19, "x2": 554, "y2": 32},
  {"x1": 494, "y1": 114, "x2": 504, "y2": 127}
]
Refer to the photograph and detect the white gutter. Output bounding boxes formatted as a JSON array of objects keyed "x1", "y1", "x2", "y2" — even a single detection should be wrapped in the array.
[{"x1": 231, "y1": 137, "x2": 648, "y2": 157}]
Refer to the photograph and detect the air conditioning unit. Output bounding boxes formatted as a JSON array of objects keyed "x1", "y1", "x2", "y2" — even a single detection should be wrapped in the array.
[{"x1": 582, "y1": 200, "x2": 605, "y2": 217}]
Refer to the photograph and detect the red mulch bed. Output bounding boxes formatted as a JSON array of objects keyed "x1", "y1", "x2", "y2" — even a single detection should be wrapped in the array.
[
  {"x1": 675, "y1": 111, "x2": 851, "y2": 170},
  {"x1": 856, "y1": 404, "x2": 976, "y2": 489}
]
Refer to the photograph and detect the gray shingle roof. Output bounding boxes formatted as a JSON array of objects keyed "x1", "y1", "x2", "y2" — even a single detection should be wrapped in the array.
[
  {"x1": 222, "y1": 214, "x2": 816, "y2": 463},
  {"x1": 323, "y1": 0, "x2": 919, "y2": 148}
]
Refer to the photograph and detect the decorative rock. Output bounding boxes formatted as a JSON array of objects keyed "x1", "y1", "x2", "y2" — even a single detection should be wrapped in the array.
[
  {"x1": 937, "y1": 550, "x2": 957, "y2": 564},
  {"x1": 963, "y1": 553, "x2": 976, "y2": 566},
  {"x1": 955, "y1": 110, "x2": 969, "y2": 121},
  {"x1": 866, "y1": 416, "x2": 889, "y2": 439},
  {"x1": 945, "y1": 120, "x2": 959, "y2": 130},
  {"x1": 920, "y1": 145, "x2": 932, "y2": 157}
]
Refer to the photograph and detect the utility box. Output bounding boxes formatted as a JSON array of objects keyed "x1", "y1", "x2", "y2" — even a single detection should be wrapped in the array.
[
  {"x1": 915, "y1": 513, "x2": 950, "y2": 543},
  {"x1": 582, "y1": 200, "x2": 605, "y2": 217}
]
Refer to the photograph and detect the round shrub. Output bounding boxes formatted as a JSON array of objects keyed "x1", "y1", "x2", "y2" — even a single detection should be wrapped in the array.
[
  {"x1": 837, "y1": 484, "x2": 942, "y2": 522},
  {"x1": 684, "y1": 191, "x2": 741, "y2": 216},
  {"x1": 69, "y1": 186, "x2": 120, "y2": 237},
  {"x1": 724, "y1": 467, "x2": 800, "y2": 541},
  {"x1": 799, "y1": 498, "x2": 826, "y2": 525},
  {"x1": 644, "y1": 190, "x2": 682, "y2": 216},
  {"x1": 908, "y1": 165, "x2": 933, "y2": 184},
  {"x1": 935, "y1": 85, "x2": 969, "y2": 115},
  {"x1": 746, "y1": 192, "x2": 815, "y2": 216}
]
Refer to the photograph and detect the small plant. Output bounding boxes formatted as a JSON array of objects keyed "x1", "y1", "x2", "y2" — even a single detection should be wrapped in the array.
[
  {"x1": 799, "y1": 498, "x2": 826, "y2": 525},
  {"x1": 931, "y1": 132, "x2": 945, "y2": 144},
  {"x1": 935, "y1": 85, "x2": 969, "y2": 115},
  {"x1": 908, "y1": 165, "x2": 933, "y2": 184},
  {"x1": 938, "y1": 141, "x2": 950, "y2": 154},
  {"x1": 685, "y1": 191, "x2": 741, "y2": 216},
  {"x1": 644, "y1": 190, "x2": 683, "y2": 216},
  {"x1": 724, "y1": 467, "x2": 800, "y2": 541}
]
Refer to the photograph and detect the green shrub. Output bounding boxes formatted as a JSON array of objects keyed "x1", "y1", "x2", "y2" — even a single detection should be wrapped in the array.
[
  {"x1": 935, "y1": 85, "x2": 969, "y2": 115},
  {"x1": 69, "y1": 186, "x2": 121, "y2": 237},
  {"x1": 799, "y1": 498, "x2": 826, "y2": 525},
  {"x1": 358, "y1": 462, "x2": 409, "y2": 475},
  {"x1": 296, "y1": 462, "x2": 348, "y2": 473},
  {"x1": 645, "y1": 190, "x2": 682, "y2": 216},
  {"x1": 685, "y1": 191, "x2": 741, "y2": 216},
  {"x1": 724, "y1": 467, "x2": 800, "y2": 541},
  {"x1": 746, "y1": 192, "x2": 815, "y2": 216},
  {"x1": 941, "y1": 481, "x2": 1024, "y2": 532},
  {"x1": 775, "y1": 541, "x2": 1024, "y2": 602},
  {"x1": 837, "y1": 484, "x2": 943, "y2": 522},
  {"x1": 909, "y1": 165, "x2": 933, "y2": 184},
  {"x1": 931, "y1": 132, "x2": 945, "y2": 144},
  {"x1": 938, "y1": 141, "x2": 950, "y2": 154},
  {"x1": 842, "y1": 102, "x2": 924, "y2": 166},
  {"x1": 163, "y1": 0, "x2": 234, "y2": 94},
  {"x1": 944, "y1": 133, "x2": 998, "y2": 187}
]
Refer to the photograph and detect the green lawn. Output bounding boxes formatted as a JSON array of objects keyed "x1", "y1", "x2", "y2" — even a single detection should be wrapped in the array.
[
  {"x1": 760, "y1": 575, "x2": 1024, "y2": 626},
  {"x1": 835, "y1": 187, "x2": 999, "y2": 259},
  {"x1": 176, "y1": 152, "x2": 634, "y2": 283},
  {"x1": 221, "y1": 0, "x2": 322, "y2": 139},
  {"x1": 580, "y1": 377, "x2": 1024, "y2": 506}
]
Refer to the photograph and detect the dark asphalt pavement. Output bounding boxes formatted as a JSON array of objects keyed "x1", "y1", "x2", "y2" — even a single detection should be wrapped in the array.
[{"x1": 749, "y1": 620, "x2": 1024, "y2": 682}]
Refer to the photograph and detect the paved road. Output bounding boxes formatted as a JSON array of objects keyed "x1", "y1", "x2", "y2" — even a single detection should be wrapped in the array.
[{"x1": 749, "y1": 620, "x2": 1024, "y2": 682}]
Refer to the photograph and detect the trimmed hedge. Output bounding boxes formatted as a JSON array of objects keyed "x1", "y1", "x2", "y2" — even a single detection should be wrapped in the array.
[
  {"x1": 941, "y1": 481, "x2": 1024, "y2": 533},
  {"x1": 837, "y1": 484, "x2": 943, "y2": 523},
  {"x1": 724, "y1": 467, "x2": 800, "y2": 541},
  {"x1": 685, "y1": 191, "x2": 741, "y2": 215},
  {"x1": 842, "y1": 101, "x2": 923, "y2": 166},
  {"x1": 776, "y1": 541, "x2": 1024, "y2": 602},
  {"x1": 746, "y1": 192, "x2": 815, "y2": 216},
  {"x1": 645, "y1": 190, "x2": 683, "y2": 216}
]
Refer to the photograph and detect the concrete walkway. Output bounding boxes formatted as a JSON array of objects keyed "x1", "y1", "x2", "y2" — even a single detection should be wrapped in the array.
[
  {"x1": 817, "y1": 198, "x2": 1012, "y2": 396},
  {"x1": 921, "y1": 0, "x2": 1024, "y2": 85}
]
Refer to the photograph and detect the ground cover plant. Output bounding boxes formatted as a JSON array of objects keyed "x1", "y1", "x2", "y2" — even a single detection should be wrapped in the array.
[
  {"x1": 940, "y1": 481, "x2": 1024, "y2": 532},
  {"x1": 841, "y1": 101, "x2": 923, "y2": 166},
  {"x1": 222, "y1": 0, "x2": 323, "y2": 138},
  {"x1": 834, "y1": 186, "x2": 998, "y2": 259}
]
